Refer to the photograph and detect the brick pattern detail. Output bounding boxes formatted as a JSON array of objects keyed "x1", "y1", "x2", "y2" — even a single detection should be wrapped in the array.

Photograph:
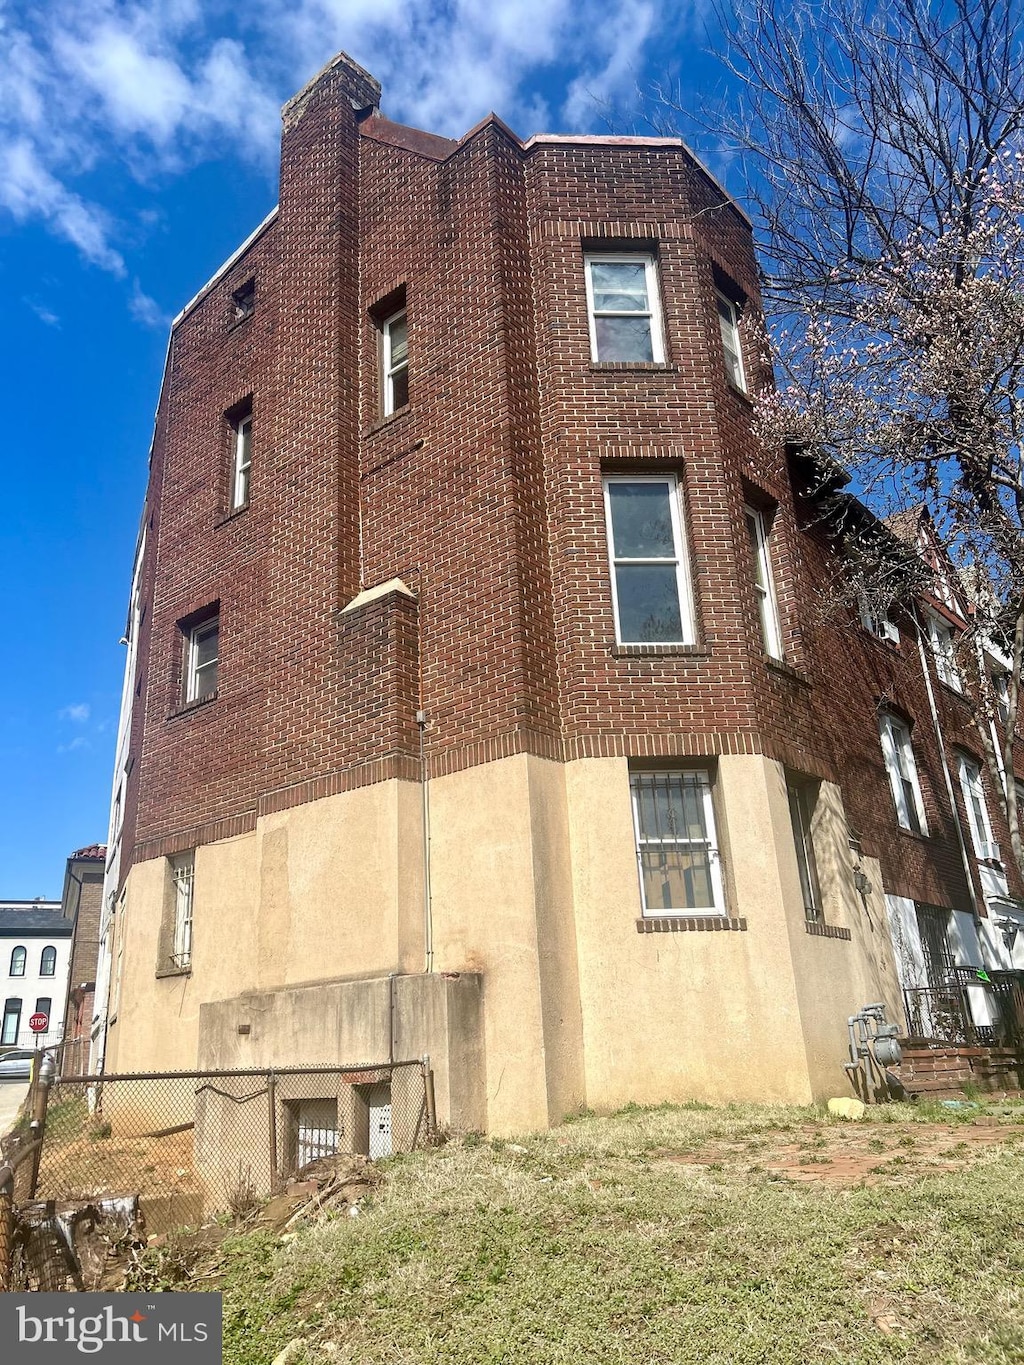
[
  {"x1": 636, "y1": 916, "x2": 748, "y2": 934},
  {"x1": 117, "y1": 57, "x2": 1024, "y2": 948},
  {"x1": 804, "y1": 921, "x2": 852, "y2": 941}
]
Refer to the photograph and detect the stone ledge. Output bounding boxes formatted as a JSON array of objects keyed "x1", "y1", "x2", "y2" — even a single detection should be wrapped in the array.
[
  {"x1": 804, "y1": 921, "x2": 852, "y2": 941},
  {"x1": 636, "y1": 916, "x2": 747, "y2": 934}
]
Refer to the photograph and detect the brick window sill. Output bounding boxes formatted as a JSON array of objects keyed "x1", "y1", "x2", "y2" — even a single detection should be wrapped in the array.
[
  {"x1": 725, "y1": 380, "x2": 753, "y2": 406},
  {"x1": 167, "y1": 692, "x2": 218, "y2": 720},
  {"x1": 765, "y1": 656, "x2": 811, "y2": 687},
  {"x1": 226, "y1": 312, "x2": 254, "y2": 334},
  {"x1": 215, "y1": 504, "x2": 249, "y2": 528},
  {"x1": 637, "y1": 916, "x2": 747, "y2": 934},
  {"x1": 590, "y1": 362, "x2": 677, "y2": 374},
  {"x1": 895, "y1": 826, "x2": 930, "y2": 844},
  {"x1": 363, "y1": 405, "x2": 412, "y2": 438},
  {"x1": 612, "y1": 643, "x2": 709, "y2": 659},
  {"x1": 804, "y1": 920, "x2": 851, "y2": 941}
]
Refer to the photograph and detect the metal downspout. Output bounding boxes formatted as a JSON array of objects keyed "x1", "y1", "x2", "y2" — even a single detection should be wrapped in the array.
[{"x1": 913, "y1": 610, "x2": 984, "y2": 921}]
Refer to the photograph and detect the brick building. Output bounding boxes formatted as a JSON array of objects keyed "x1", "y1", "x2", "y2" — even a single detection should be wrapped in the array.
[
  {"x1": 58, "y1": 844, "x2": 106, "y2": 1074},
  {"x1": 98, "y1": 52, "x2": 1024, "y2": 1133}
]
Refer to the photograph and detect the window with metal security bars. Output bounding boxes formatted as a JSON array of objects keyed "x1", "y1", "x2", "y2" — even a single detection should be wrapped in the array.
[
  {"x1": 170, "y1": 852, "x2": 194, "y2": 971},
  {"x1": 629, "y1": 770, "x2": 725, "y2": 916},
  {"x1": 916, "y1": 904, "x2": 955, "y2": 987},
  {"x1": 786, "y1": 777, "x2": 823, "y2": 922},
  {"x1": 296, "y1": 1098, "x2": 339, "y2": 1169},
  {"x1": 585, "y1": 254, "x2": 665, "y2": 363},
  {"x1": 603, "y1": 475, "x2": 696, "y2": 645}
]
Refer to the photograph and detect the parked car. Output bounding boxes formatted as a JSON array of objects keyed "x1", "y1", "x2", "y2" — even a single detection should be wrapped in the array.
[{"x1": 0, "y1": 1049, "x2": 36, "y2": 1080}]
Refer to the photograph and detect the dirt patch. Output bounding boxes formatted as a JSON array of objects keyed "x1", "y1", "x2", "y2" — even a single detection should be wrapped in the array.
[{"x1": 652, "y1": 1118, "x2": 1024, "y2": 1186}]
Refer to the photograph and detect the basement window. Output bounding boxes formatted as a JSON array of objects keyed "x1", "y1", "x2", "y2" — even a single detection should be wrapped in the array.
[{"x1": 629, "y1": 769, "x2": 725, "y2": 916}]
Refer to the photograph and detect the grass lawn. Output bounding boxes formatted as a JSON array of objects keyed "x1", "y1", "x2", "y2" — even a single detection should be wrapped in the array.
[{"x1": 211, "y1": 1101, "x2": 1024, "y2": 1365}]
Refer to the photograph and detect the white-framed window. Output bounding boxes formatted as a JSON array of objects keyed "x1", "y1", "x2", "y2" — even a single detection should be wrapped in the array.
[
  {"x1": 231, "y1": 410, "x2": 252, "y2": 510},
  {"x1": 382, "y1": 309, "x2": 409, "y2": 414},
  {"x1": 927, "y1": 613, "x2": 962, "y2": 691},
  {"x1": 858, "y1": 593, "x2": 899, "y2": 644},
  {"x1": 744, "y1": 504, "x2": 783, "y2": 659},
  {"x1": 585, "y1": 254, "x2": 665, "y2": 364},
  {"x1": 958, "y1": 755, "x2": 1000, "y2": 862},
  {"x1": 39, "y1": 946, "x2": 56, "y2": 977},
  {"x1": 170, "y1": 852, "x2": 194, "y2": 971},
  {"x1": 603, "y1": 475, "x2": 696, "y2": 645},
  {"x1": 715, "y1": 289, "x2": 746, "y2": 391},
  {"x1": 9, "y1": 946, "x2": 25, "y2": 977},
  {"x1": 1, "y1": 998, "x2": 21, "y2": 1046},
  {"x1": 185, "y1": 615, "x2": 219, "y2": 703},
  {"x1": 879, "y1": 713, "x2": 928, "y2": 836},
  {"x1": 629, "y1": 769, "x2": 725, "y2": 916},
  {"x1": 786, "y1": 776, "x2": 822, "y2": 922}
]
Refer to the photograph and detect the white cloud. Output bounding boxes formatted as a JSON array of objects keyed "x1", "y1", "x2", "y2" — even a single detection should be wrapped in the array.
[
  {"x1": 25, "y1": 298, "x2": 60, "y2": 326},
  {"x1": 128, "y1": 279, "x2": 168, "y2": 328},
  {"x1": 59, "y1": 703, "x2": 91, "y2": 723},
  {"x1": 57, "y1": 736, "x2": 90, "y2": 754},
  {"x1": 0, "y1": 0, "x2": 703, "y2": 282}
]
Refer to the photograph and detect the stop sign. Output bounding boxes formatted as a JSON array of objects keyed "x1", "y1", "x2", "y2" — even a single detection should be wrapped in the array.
[{"x1": 29, "y1": 1013, "x2": 48, "y2": 1034}]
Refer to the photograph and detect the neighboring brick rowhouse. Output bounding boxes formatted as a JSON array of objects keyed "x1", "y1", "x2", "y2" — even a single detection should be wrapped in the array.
[
  {"x1": 103, "y1": 51, "x2": 1024, "y2": 1123},
  {"x1": 60, "y1": 845, "x2": 105, "y2": 1071}
]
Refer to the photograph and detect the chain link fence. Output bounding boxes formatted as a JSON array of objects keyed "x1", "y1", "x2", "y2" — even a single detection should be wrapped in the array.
[{"x1": 1, "y1": 1058, "x2": 435, "y2": 1291}]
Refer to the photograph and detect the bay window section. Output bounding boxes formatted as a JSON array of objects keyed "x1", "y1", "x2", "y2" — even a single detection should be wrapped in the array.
[
  {"x1": 585, "y1": 255, "x2": 664, "y2": 363},
  {"x1": 603, "y1": 475, "x2": 695, "y2": 646}
]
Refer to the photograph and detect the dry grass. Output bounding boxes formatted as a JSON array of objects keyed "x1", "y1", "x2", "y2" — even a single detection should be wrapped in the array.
[{"x1": 212, "y1": 1099, "x2": 1024, "y2": 1365}]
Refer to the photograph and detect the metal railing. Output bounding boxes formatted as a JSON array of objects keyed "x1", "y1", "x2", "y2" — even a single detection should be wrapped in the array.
[{"x1": 903, "y1": 973, "x2": 1024, "y2": 1047}]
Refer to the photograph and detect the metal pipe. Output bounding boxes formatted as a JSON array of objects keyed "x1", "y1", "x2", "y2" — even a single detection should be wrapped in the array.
[
  {"x1": 913, "y1": 610, "x2": 984, "y2": 920},
  {"x1": 417, "y1": 711, "x2": 434, "y2": 974}
]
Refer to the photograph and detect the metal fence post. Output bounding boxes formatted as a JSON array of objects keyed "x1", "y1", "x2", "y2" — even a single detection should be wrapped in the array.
[
  {"x1": 422, "y1": 1056, "x2": 437, "y2": 1143},
  {"x1": 267, "y1": 1072, "x2": 278, "y2": 1193},
  {"x1": 0, "y1": 1166, "x2": 13, "y2": 1293},
  {"x1": 26, "y1": 1055, "x2": 54, "y2": 1200}
]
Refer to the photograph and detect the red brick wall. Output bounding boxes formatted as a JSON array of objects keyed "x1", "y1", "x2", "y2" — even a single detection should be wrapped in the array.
[{"x1": 120, "y1": 59, "x2": 1024, "y2": 930}]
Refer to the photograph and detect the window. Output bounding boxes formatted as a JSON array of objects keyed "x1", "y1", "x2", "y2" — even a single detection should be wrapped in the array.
[
  {"x1": 185, "y1": 614, "x2": 219, "y2": 704},
  {"x1": 993, "y1": 670, "x2": 1011, "y2": 727},
  {"x1": 230, "y1": 406, "x2": 252, "y2": 509},
  {"x1": 9, "y1": 946, "x2": 25, "y2": 977},
  {"x1": 170, "y1": 852, "x2": 194, "y2": 971},
  {"x1": 585, "y1": 254, "x2": 664, "y2": 363},
  {"x1": 916, "y1": 904, "x2": 954, "y2": 988},
  {"x1": 603, "y1": 475, "x2": 695, "y2": 645},
  {"x1": 34, "y1": 997, "x2": 51, "y2": 1019},
  {"x1": 958, "y1": 755, "x2": 999, "y2": 862},
  {"x1": 629, "y1": 769, "x2": 725, "y2": 915},
  {"x1": 39, "y1": 946, "x2": 56, "y2": 977},
  {"x1": 927, "y1": 613, "x2": 962, "y2": 691},
  {"x1": 1, "y1": 999, "x2": 21, "y2": 1046},
  {"x1": 858, "y1": 593, "x2": 899, "y2": 644},
  {"x1": 715, "y1": 289, "x2": 746, "y2": 391},
  {"x1": 231, "y1": 279, "x2": 255, "y2": 322},
  {"x1": 786, "y1": 777, "x2": 823, "y2": 922},
  {"x1": 744, "y1": 504, "x2": 783, "y2": 659},
  {"x1": 879, "y1": 714, "x2": 928, "y2": 835},
  {"x1": 381, "y1": 309, "x2": 409, "y2": 414}
]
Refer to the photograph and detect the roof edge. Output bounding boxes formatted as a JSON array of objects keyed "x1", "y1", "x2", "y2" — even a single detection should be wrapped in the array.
[{"x1": 172, "y1": 206, "x2": 279, "y2": 330}]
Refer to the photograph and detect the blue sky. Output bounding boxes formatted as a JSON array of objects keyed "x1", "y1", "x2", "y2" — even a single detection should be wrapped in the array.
[{"x1": 1, "y1": 0, "x2": 727, "y2": 897}]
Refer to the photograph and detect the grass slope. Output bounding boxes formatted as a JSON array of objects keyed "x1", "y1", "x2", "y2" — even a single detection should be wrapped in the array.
[{"x1": 215, "y1": 1102, "x2": 1024, "y2": 1365}]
